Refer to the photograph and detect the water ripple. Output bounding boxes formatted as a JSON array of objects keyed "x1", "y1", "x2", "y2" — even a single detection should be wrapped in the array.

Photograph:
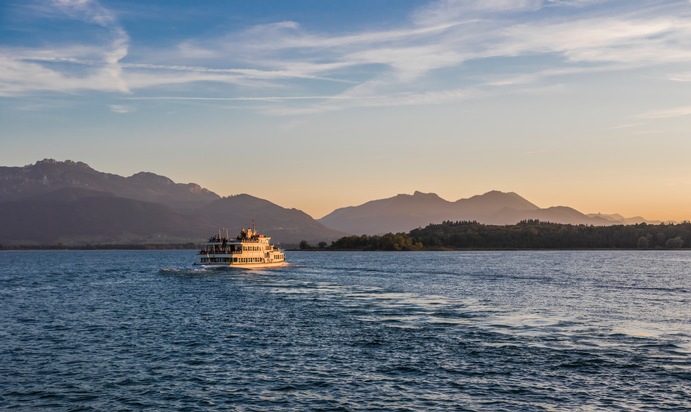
[{"x1": 0, "y1": 250, "x2": 689, "y2": 410}]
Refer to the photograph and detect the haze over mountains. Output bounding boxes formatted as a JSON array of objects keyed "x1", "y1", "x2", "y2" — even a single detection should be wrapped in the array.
[
  {"x1": 0, "y1": 159, "x2": 661, "y2": 245},
  {"x1": 318, "y1": 191, "x2": 661, "y2": 235}
]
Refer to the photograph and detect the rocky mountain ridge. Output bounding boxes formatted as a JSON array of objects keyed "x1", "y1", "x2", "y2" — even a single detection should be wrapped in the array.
[{"x1": 0, "y1": 159, "x2": 219, "y2": 210}]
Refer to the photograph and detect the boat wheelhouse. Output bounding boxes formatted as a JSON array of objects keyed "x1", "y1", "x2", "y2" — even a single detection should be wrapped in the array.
[{"x1": 194, "y1": 226, "x2": 287, "y2": 268}]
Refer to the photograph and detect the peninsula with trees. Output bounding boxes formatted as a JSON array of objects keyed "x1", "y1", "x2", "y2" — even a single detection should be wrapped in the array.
[{"x1": 302, "y1": 220, "x2": 690, "y2": 251}]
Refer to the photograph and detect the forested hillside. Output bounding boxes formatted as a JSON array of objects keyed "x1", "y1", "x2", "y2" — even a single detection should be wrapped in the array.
[{"x1": 320, "y1": 220, "x2": 691, "y2": 250}]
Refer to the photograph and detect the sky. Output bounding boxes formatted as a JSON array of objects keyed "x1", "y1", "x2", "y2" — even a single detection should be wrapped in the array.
[{"x1": 1, "y1": 0, "x2": 691, "y2": 221}]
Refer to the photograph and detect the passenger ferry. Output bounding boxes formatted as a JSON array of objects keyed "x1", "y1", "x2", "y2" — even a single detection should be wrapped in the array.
[{"x1": 194, "y1": 225, "x2": 287, "y2": 269}]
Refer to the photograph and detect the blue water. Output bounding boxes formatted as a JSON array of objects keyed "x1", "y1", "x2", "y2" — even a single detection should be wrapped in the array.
[{"x1": 1, "y1": 250, "x2": 689, "y2": 411}]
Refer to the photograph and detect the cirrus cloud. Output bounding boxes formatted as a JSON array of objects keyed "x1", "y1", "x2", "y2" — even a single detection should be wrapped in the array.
[{"x1": 2, "y1": 0, "x2": 691, "y2": 118}]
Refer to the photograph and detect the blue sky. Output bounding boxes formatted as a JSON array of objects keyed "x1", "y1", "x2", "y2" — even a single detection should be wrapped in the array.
[{"x1": 2, "y1": 0, "x2": 691, "y2": 220}]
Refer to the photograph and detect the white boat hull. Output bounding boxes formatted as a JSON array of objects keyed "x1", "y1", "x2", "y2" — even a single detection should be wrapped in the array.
[{"x1": 194, "y1": 261, "x2": 289, "y2": 269}]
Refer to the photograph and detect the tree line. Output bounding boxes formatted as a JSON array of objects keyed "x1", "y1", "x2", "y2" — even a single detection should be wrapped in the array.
[
  {"x1": 301, "y1": 220, "x2": 691, "y2": 250},
  {"x1": 300, "y1": 233, "x2": 423, "y2": 251}
]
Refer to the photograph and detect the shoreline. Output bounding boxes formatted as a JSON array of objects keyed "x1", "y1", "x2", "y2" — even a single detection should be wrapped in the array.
[{"x1": 2, "y1": 244, "x2": 688, "y2": 251}]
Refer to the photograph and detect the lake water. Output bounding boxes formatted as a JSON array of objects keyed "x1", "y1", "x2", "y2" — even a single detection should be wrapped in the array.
[{"x1": 1, "y1": 250, "x2": 689, "y2": 411}]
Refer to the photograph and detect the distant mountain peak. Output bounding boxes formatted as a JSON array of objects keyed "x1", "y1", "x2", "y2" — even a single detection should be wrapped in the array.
[
  {"x1": 35, "y1": 158, "x2": 59, "y2": 166},
  {"x1": 477, "y1": 190, "x2": 521, "y2": 199},
  {"x1": 128, "y1": 171, "x2": 175, "y2": 185},
  {"x1": 320, "y1": 189, "x2": 569, "y2": 234},
  {"x1": 34, "y1": 158, "x2": 92, "y2": 169},
  {"x1": 0, "y1": 159, "x2": 220, "y2": 209},
  {"x1": 458, "y1": 190, "x2": 539, "y2": 212},
  {"x1": 411, "y1": 190, "x2": 443, "y2": 199},
  {"x1": 586, "y1": 212, "x2": 661, "y2": 225},
  {"x1": 388, "y1": 191, "x2": 447, "y2": 205}
]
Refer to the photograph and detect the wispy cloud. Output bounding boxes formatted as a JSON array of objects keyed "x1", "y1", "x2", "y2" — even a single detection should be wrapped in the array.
[
  {"x1": 497, "y1": 17, "x2": 691, "y2": 64},
  {"x1": 167, "y1": 0, "x2": 691, "y2": 114},
  {"x1": 412, "y1": 0, "x2": 544, "y2": 26},
  {"x1": 259, "y1": 86, "x2": 486, "y2": 116},
  {"x1": 3, "y1": 0, "x2": 691, "y2": 116},
  {"x1": 639, "y1": 105, "x2": 691, "y2": 119},
  {"x1": 607, "y1": 122, "x2": 645, "y2": 130},
  {"x1": 667, "y1": 72, "x2": 691, "y2": 82},
  {"x1": 109, "y1": 104, "x2": 133, "y2": 113},
  {"x1": 126, "y1": 95, "x2": 386, "y2": 102},
  {"x1": 1, "y1": 0, "x2": 129, "y2": 96}
]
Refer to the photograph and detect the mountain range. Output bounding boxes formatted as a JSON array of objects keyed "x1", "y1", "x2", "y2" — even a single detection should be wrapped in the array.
[
  {"x1": 0, "y1": 159, "x2": 661, "y2": 245},
  {"x1": 0, "y1": 160, "x2": 344, "y2": 245},
  {"x1": 319, "y1": 191, "x2": 662, "y2": 235}
]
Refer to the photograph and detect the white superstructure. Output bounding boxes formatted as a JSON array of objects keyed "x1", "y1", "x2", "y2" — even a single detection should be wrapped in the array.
[{"x1": 194, "y1": 226, "x2": 287, "y2": 269}]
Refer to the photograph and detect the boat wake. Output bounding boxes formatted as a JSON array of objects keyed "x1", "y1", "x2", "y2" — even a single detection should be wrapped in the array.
[{"x1": 158, "y1": 266, "x2": 217, "y2": 275}]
